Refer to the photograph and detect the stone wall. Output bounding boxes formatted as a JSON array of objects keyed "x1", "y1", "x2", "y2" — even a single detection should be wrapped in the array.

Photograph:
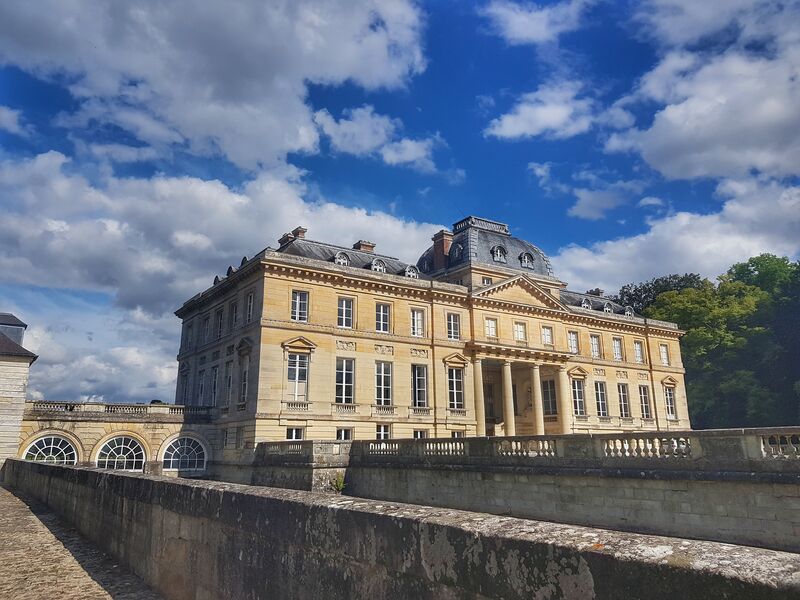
[
  {"x1": 255, "y1": 429, "x2": 800, "y2": 552},
  {"x1": 0, "y1": 357, "x2": 31, "y2": 470},
  {"x1": 4, "y1": 459, "x2": 800, "y2": 600}
]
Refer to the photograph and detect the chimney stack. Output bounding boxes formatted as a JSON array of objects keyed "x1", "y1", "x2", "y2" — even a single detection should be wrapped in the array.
[
  {"x1": 291, "y1": 226, "x2": 307, "y2": 239},
  {"x1": 431, "y1": 229, "x2": 453, "y2": 272},
  {"x1": 352, "y1": 240, "x2": 376, "y2": 253}
]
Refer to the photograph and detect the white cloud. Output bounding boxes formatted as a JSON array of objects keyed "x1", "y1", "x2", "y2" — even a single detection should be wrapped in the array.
[
  {"x1": 380, "y1": 137, "x2": 438, "y2": 172},
  {"x1": 552, "y1": 178, "x2": 800, "y2": 292},
  {"x1": 568, "y1": 189, "x2": 626, "y2": 220},
  {"x1": 89, "y1": 143, "x2": 160, "y2": 163},
  {"x1": 0, "y1": 0, "x2": 426, "y2": 169},
  {"x1": 482, "y1": 0, "x2": 593, "y2": 45},
  {"x1": 637, "y1": 196, "x2": 664, "y2": 208},
  {"x1": 485, "y1": 80, "x2": 594, "y2": 140},
  {"x1": 0, "y1": 105, "x2": 28, "y2": 136}
]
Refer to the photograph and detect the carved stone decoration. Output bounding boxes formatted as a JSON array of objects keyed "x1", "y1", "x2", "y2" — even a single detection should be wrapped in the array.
[
  {"x1": 374, "y1": 344, "x2": 394, "y2": 355},
  {"x1": 336, "y1": 340, "x2": 357, "y2": 351},
  {"x1": 593, "y1": 368, "x2": 606, "y2": 376},
  {"x1": 637, "y1": 373, "x2": 649, "y2": 380},
  {"x1": 410, "y1": 348, "x2": 429, "y2": 358},
  {"x1": 616, "y1": 370, "x2": 628, "y2": 378}
]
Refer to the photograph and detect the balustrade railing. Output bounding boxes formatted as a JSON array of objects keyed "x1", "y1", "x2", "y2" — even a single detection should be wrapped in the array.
[
  {"x1": 27, "y1": 401, "x2": 211, "y2": 418},
  {"x1": 761, "y1": 432, "x2": 800, "y2": 459}
]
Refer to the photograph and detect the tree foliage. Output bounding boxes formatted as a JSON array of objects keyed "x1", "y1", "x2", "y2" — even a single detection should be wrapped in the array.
[
  {"x1": 640, "y1": 255, "x2": 799, "y2": 429},
  {"x1": 611, "y1": 273, "x2": 705, "y2": 313}
]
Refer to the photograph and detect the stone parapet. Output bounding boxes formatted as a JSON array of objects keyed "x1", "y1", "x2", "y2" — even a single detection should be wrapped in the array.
[{"x1": 24, "y1": 401, "x2": 212, "y2": 423}]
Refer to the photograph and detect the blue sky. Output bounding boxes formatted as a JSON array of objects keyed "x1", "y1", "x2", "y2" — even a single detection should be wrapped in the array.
[{"x1": 0, "y1": 0, "x2": 798, "y2": 402}]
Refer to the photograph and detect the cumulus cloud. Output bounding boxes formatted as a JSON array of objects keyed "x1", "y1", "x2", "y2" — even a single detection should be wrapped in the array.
[
  {"x1": 482, "y1": 0, "x2": 594, "y2": 45},
  {"x1": 0, "y1": 0, "x2": 426, "y2": 169},
  {"x1": 484, "y1": 80, "x2": 594, "y2": 140},
  {"x1": 637, "y1": 196, "x2": 664, "y2": 208},
  {"x1": 0, "y1": 105, "x2": 29, "y2": 136}
]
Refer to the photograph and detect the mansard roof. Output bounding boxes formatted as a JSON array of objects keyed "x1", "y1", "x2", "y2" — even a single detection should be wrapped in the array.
[
  {"x1": 0, "y1": 332, "x2": 37, "y2": 362},
  {"x1": 0, "y1": 313, "x2": 26, "y2": 328},
  {"x1": 559, "y1": 290, "x2": 634, "y2": 316}
]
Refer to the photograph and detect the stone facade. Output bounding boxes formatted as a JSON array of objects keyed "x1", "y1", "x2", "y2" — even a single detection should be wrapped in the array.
[
  {"x1": 0, "y1": 314, "x2": 37, "y2": 470},
  {"x1": 175, "y1": 216, "x2": 689, "y2": 448}
]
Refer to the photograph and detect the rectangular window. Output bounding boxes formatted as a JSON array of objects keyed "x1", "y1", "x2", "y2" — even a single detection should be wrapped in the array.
[
  {"x1": 482, "y1": 276, "x2": 493, "y2": 286},
  {"x1": 413, "y1": 430, "x2": 428, "y2": 439},
  {"x1": 485, "y1": 318, "x2": 497, "y2": 338},
  {"x1": 375, "y1": 361, "x2": 392, "y2": 406},
  {"x1": 184, "y1": 324, "x2": 193, "y2": 350},
  {"x1": 203, "y1": 316, "x2": 210, "y2": 342},
  {"x1": 181, "y1": 373, "x2": 189, "y2": 404},
  {"x1": 291, "y1": 290, "x2": 308, "y2": 322},
  {"x1": 665, "y1": 386, "x2": 677, "y2": 419},
  {"x1": 235, "y1": 426, "x2": 244, "y2": 449},
  {"x1": 451, "y1": 431, "x2": 465, "y2": 438},
  {"x1": 376, "y1": 424, "x2": 391, "y2": 440},
  {"x1": 595, "y1": 381, "x2": 608, "y2": 417},
  {"x1": 245, "y1": 292, "x2": 255, "y2": 323},
  {"x1": 197, "y1": 370, "x2": 205, "y2": 404},
  {"x1": 209, "y1": 366, "x2": 218, "y2": 407},
  {"x1": 224, "y1": 361, "x2": 233, "y2": 405},
  {"x1": 659, "y1": 344, "x2": 670, "y2": 366},
  {"x1": 286, "y1": 353, "x2": 309, "y2": 403},
  {"x1": 634, "y1": 340, "x2": 644, "y2": 364},
  {"x1": 541, "y1": 325, "x2": 554, "y2": 346},
  {"x1": 335, "y1": 358, "x2": 355, "y2": 404},
  {"x1": 612, "y1": 337, "x2": 623, "y2": 361},
  {"x1": 639, "y1": 385, "x2": 652, "y2": 419},
  {"x1": 223, "y1": 428, "x2": 231, "y2": 449},
  {"x1": 411, "y1": 365, "x2": 428, "y2": 407},
  {"x1": 239, "y1": 354, "x2": 249, "y2": 405},
  {"x1": 590, "y1": 334, "x2": 601, "y2": 359},
  {"x1": 446, "y1": 313, "x2": 461, "y2": 340},
  {"x1": 513, "y1": 321, "x2": 527, "y2": 342},
  {"x1": 542, "y1": 380, "x2": 557, "y2": 415},
  {"x1": 376, "y1": 303, "x2": 391, "y2": 333},
  {"x1": 336, "y1": 428, "x2": 352, "y2": 441},
  {"x1": 215, "y1": 309, "x2": 224, "y2": 339},
  {"x1": 448, "y1": 367, "x2": 465, "y2": 409},
  {"x1": 572, "y1": 379, "x2": 586, "y2": 416},
  {"x1": 229, "y1": 302, "x2": 238, "y2": 330},
  {"x1": 410, "y1": 308, "x2": 425, "y2": 337},
  {"x1": 618, "y1": 383, "x2": 630, "y2": 418},
  {"x1": 567, "y1": 331, "x2": 579, "y2": 353},
  {"x1": 337, "y1": 297, "x2": 353, "y2": 328},
  {"x1": 286, "y1": 427, "x2": 304, "y2": 441}
]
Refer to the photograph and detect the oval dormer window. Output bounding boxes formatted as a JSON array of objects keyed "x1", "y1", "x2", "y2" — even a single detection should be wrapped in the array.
[
  {"x1": 604, "y1": 302, "x2": 613, "y2": 313},
  {"x1": 625, "y1": 306, "x2": 634, "y2": 317},
  {"x1": 581, "y1": 298, "x2": 592, "y2": 309},
  {"x1": 451, "y1": 244, "x2": 463, "y2": 261},
  {"x1": 405, "y1": 265, "x2": 419, "y2": 279},
  {"x1": 334, "y1": 252, "x2": 349, "y2": 266},
  {"x1": 371, "y1": 259, "x2": 386, "y2": 273},
  {"x1": 520, "y1": 252, "x2": 534, "y2": 268},
  {"x1": 491, "y1": 245, "x2": 507, "y2": 263}
]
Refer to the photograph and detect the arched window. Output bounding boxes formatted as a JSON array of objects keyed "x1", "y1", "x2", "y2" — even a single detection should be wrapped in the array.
[
  {"x1": 581, "y1": 298, "x2": 592, "y2": 309},
  {"x1": 371, "y1": 259, "x2": 386, "y2": 273},
  {"x1": 519, "y1": 252, "x2": 535, "y2": 268},
  {"x1": 604, "y1": 302, "x2": 613, "y2": 313},
  {"x1": 162, "y1": 437, "x2": 206, "y2": 471},
  {"x1": 24, "y1": 435, "x2": 77, "y2": 465},
  {"x1": 625, "y1": 306, "x2": 634, "y2": 317},
  {"x1": 405, "y1": 265, "x2": 419, "y2": 279},
  {"x1": 450, "y1": 244, "x2": 463, "y2": 260},
  {"x1": 491, "y1": 246, "x2": 507, "y2": 263},
  {"x1": 96, "y1": 436, "x2": 145, "y2": 471},
  {"x1": 334, "y1": 252, "x2": 349, "y2": 266}
]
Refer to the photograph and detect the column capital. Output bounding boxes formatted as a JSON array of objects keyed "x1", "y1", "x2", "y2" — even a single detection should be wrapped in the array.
[
  {"x1": 531, "y1": 363, "x2": 541, "y2": 371},
  {"x1": 502, "y1": 359, "x2": 512, "y2": 366},
  {"x1": 473, "y1": 357, "x2": 483, "y2": 365},
  {"x1": 558, "y1": 365, "x2": 568, "y2": 372}
]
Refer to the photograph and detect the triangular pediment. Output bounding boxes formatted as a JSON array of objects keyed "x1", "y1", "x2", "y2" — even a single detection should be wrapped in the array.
[
  {"x1": 281, "y1": 336, "x2": 317, "y2": 353},
  {"x1": 443, "y1": 352, "x2": 469, "y2": 366},
  {"x1": 661, "y1": 375, "x2": 679, "y2": 386},
  {"x1": 472, "y1": 275, "x2": 567, "y2": 311},
  {"x1": 568, "y1": 366, "x2": 589, "y2": 378}
]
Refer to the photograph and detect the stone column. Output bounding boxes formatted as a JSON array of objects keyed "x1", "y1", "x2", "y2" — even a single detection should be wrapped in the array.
[
  {"x1": 530, "y1": 364, "x2": 544, "y2": 435},
  {"x1": 473, "y1": 358, "x2": 486, "y2": 437},
  {"x1": 557, "y1": 366, "x2": 572, "y2": 435},
  {"x1": 502, "y1": 360, "x2": 516, "y2": 437}
]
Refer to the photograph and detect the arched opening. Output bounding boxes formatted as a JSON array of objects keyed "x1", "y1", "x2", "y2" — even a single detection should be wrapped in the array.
[
  {"x1": 162, "y1": 437, "x2": 207, "y2": 471},
  {"x1": 24, "y1": 435, "x2": 78, "y2": 465},
  {"x1": 96, "y1": 436, "x2": 146, "y2": 471}
]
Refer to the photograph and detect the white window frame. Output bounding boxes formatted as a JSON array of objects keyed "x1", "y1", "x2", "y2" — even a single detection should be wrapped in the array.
[
  {"x1": 376, "y1": 303, "x2": 391, "y2": 333},
  {"x1": 448, "y1": 367, "x2": 465, "y2": 409},
  {"x1": 245, "y1": 291, "x2": 255, "y2": 323},
  {"x1": 595, "y1": 381, "x2": 608, "y2": 417},
  {"x1": 375, "y1": 361, "x2": 392, "y2": 406},
  {"x1": 337, "y1": 297, "x2": 354, "y2": 329},
  {"x1": 482, "y1": 276, "x2": 493, "y2": 286},
  {"x1": 286, "y1": 427, "x2": 304, "y2": 441},
  {"x1": 451, "y1": 431, "x2": 465, "y2": 438},
  {"x1": 633, "y1": 340, "x2": 644, "y2": 364},
  {"x1": 484, "y1": 317, "x2": 497, "y2": 338},
  {"x1": 291, "y1": 290, "x2": 309, "y2": 322},
  {"x1": 229, "y1": 301, "x2": 238, "y2": 330},
  {"x1": 334, "y1": 252, "x2": 349, "y2": 266},
  {"x1": 639, "y1": 385, "x2": 652, "y2": 419},
  {"x1": 590, "y1": 334, "x2": 601, "y2": 359},
  {"x1": 239, "y1": 354, "x2": 249, "y2": 405},
  {"x1": 542, "y1": 379, "x2": 557, "y2": 415},
  {"x1": 287, "y1": 353, "x2": 309, "y2": 403},
  {"x1": 376, "y1": 424, "x2": 391, "y2": 440},
  {"x1": 336, "y1": 428, "x2": 352, "y2": 441},
  {"x1": 664, "y1": 386, "x2": 677, "y2": 419},
  {"x1": 571, "y1": 379, "x2": 586, "y2": 416},
  {"x1": 411, "y1": 365, "x2": 428, "y2": 407},
  {"x1": 513, "y1": 321, "x2": 527, "y2": 342},
  {"x1": 612, "y1": 337, "x2": 623, "y2": 361},
  {"x1": 209, "y1": 366, "x2": 218, "y2": 407},
  {"x1": 215, "y1": 309, "x2": 224, "y2": 339},
  {"x1": 224, "y1": 361, "x2": 233, "y2": 406},
  {"x1": 541, "y1": 325, "x2": 554, "y2": 346},
  {"x1": 162, "y1": 437, "x2": 206, "y2": 471},
  {"x1": 203, "y1": 316, "x2": 210, "y2": 342},
  {"x1": 446, "y1": 312, "x2": 461, "y2": 340},
  {"x1": 660, "y1": 344, "x2": 670, "y2": 366},
  {"x1": 567, "y1": 331, "x2": 579, "y2": 354},
  {"x1": 413, "y1": 430, "x2": 428, "y2": 439},
  {"x1": 335, "y1": 357, "x2": 355, "y2": 404},
  {"x1": 618, "y1": 383, "x2": 630, "y2": 418},
  {"x1": 410, "y1": 308, "x2": 425, "y2": 337}
]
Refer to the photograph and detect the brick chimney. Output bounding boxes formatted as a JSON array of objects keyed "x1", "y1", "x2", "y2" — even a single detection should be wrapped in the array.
[
  {"x1": 431, "y1": 229, "x2": 453, "y2": 271},
  {"x1": 291, "y1": 226, "x2": 307, "y2": 239},
  {"x1": 278, "y1": 232, "x2": 294, "y2": 246},
  {"x1": 352, "y1": 240, "x2": 375, "y2": 253}
]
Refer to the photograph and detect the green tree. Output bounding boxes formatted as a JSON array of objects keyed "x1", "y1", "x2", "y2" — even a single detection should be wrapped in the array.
[{"x1": 612, "y1": 273, "x2": 704, "y2": 313}]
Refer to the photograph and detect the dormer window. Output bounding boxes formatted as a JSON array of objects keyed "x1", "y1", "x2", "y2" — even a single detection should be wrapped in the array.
[
  {"x1": 581, "y1": 298, "x2": 592, "y2": 309},
  {"x1": 405, "y1": 265, "x2": 419, "y2": 279},
  {"x1": 451, "y1": 244, "x2": 463, "y2": 260},
  {"x1": 624, "y1": 306, "x2": 634, "y2": 317},
  {"x1": 491, "y1": 245, "x2": 507, "y2": 263},
  {"x1": 604, "y1": 302, "x2": 613, "y2": 313},
  {"x1": 520, "y1": 252, "x2": 534, "y2": 268},
  {"x1": 420, "y1": 259, "x2": 430, "y2": 271},
  {"x1": 334, "y1": 252, "x2": 350, "y2": 266},
  {"x1": 371, "y1": 259, "x2": 386, "y2": 273}
]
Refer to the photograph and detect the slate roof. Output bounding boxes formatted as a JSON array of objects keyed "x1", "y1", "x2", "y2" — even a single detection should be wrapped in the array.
[
  {"x1": 0, "y1": 332, "x2": 37, "y2": 361},
  {"x1": 278, "y1": 238, "x2": 424, "y2": 278},
  {"x1": 417, "y1": 216, "x2": 555, "y2": 279},
  {"x1": 560, "y1": 290, "x2": 635, "y2": 316},
  {"x1": 0, "y1": 313, "x2": 26, "y2": 328}
]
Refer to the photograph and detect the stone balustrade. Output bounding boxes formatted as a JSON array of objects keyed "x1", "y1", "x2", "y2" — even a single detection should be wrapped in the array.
[{"x1": 25, "y1": 401, "x2": 212, "y2": 421}]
